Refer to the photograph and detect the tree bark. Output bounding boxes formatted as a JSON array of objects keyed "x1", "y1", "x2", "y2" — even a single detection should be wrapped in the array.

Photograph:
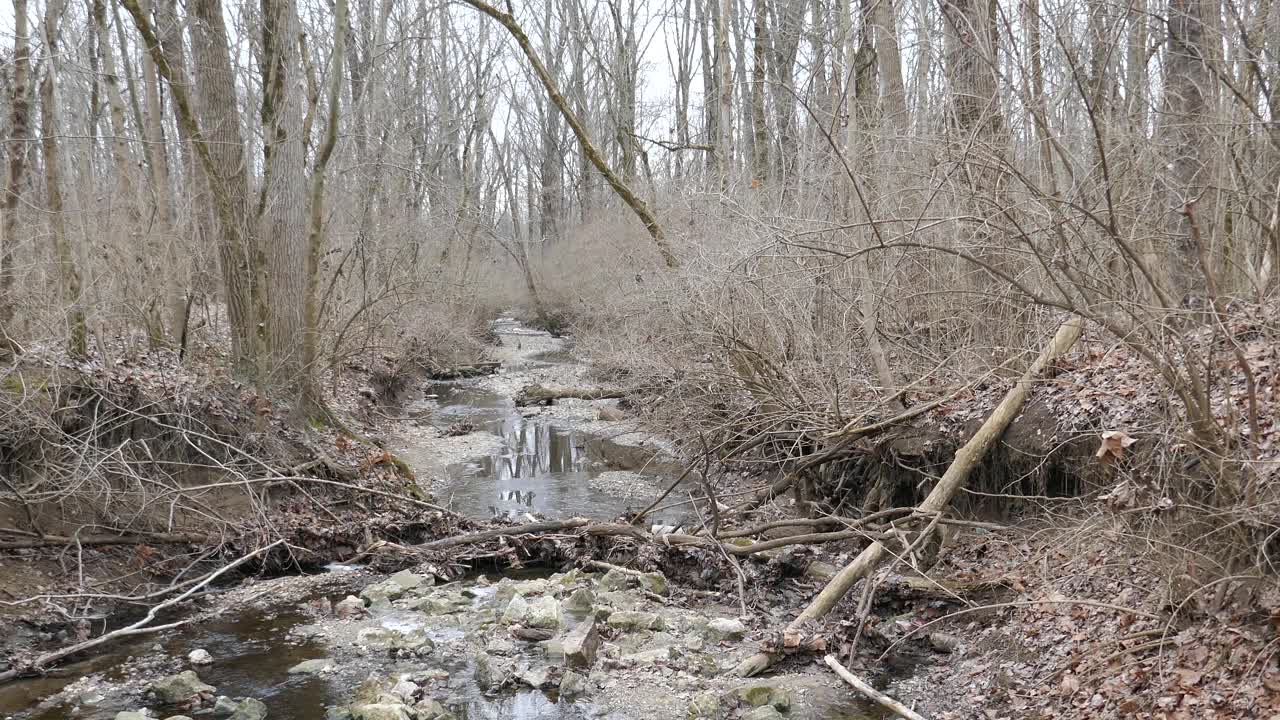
[
  {"x1": 0, "y1": 0, "x2": 34, "y2": 358},
  {"x1": 39, "y1": 0, "x2": 87, "y2": 357}
]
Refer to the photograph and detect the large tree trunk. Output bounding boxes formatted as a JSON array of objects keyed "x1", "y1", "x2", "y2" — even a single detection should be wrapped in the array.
[
  {"x1": 39, "y1": 0, "x2": 87, "y2": 357},
  {"x1": 0, "y1": 0, "x2": 34, "y2": 358},
  {"x1": 188, "y1": 0, "x2": 259, "y2": 375},
  {"x1": 258, "y1": 0, "x2": 310, "y2": 394}
]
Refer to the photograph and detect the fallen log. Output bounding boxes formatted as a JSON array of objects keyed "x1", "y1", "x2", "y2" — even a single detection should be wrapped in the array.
[
  {"x1": 415, "y1": 518, "x2": 591, "y2": 550},
  {"x1": 515, "y1": 383, "x2": 626, "y2": 406},
  {"x1": 428, "y1": 361, "x2": 501, "y2": 380},
  {"x1": 824, "y1": 654, "x2": 929, "y2": 720},
  {"x1": 0, "y1": 532, "x2": 209, "y2": 550},
  {"x1": 733, "y1": 317, "x2": 1085, "y2": 677}
]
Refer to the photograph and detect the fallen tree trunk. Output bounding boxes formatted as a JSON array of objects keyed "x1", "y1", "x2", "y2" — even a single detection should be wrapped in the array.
[
  {"x1": 428, "y1": 361, "x2": 501, "y2": 380},
  {"x1": 415, "y1": 518, "x2": 591, "y2": 550},
  {"x1": 733, "y1": 316, "x2": 1085, "y2": 676},
  {"x1": 0, "y1": 532, "x2": 208, "y2": 550},
  {"x1": 515, "y1": 383, "x2": 627, "y2": 406}
]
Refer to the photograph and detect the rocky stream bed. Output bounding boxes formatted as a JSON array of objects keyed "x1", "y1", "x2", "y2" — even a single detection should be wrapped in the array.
[{"x1": 0, "y1": 320, "x2": 892, "y2": 720}]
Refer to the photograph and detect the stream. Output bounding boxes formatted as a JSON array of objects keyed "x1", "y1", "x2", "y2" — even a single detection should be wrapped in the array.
[{"x1": 0, "y1": 320, "x2": 886, "y2": 720}]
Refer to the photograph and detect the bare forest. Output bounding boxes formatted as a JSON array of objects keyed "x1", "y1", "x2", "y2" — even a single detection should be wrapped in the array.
[{"x1": 0, "y1": 0, "x2": 1278, "y2": 717}]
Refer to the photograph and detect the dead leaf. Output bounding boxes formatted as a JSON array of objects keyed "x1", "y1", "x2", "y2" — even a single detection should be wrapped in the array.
[{"x1": 1096, "y1": 430, "x2": 1138, "y2": 463}]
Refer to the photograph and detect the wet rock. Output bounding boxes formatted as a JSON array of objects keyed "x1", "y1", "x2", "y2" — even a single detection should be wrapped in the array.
[
  {"x1": 599, "y1": 569, "x2": 630, "y2": 592},
  {"x1": 349, "y1": 704, "x2": 413, "y2": 720},
  {"x1": 288, "y1": 658, "x2": 335, "y2": 674},
  {"x1": 564, "y1": 587, "x2": 595, "y2": 614},
  {"x1": 356, "y1": 627, "x2": 434, "y2": 656},
  {"x1": 510, "y1": 625, "x2": 555, "y2": 642},
  {"x1": 472, "y1": 653, "x2": 510, "y2": 692},
  {"x1": 502, "y1": 594, "x2": 560, "y2": 629},
  {"x1": 704, "y1": 617, "x2": 746, "y2": 642},
  {"x1": 686, "y1": 692, "x2": 724, "y2": 719},
  {"x1": 516, "y1": 664, "x2": 554, "y2": 689},
  {"x1": 214, "y1": 696, "x2": 239, "y2": 716},
  {"x1": 413, "y1": 699, "x2": 456, "y2": 720},
  {"x1": 606, "y1": 610, "x2": 663, "y2": 632},
  {"x1": 361, "y1": 571, "x2": 432, "y2": 605},
  {"x1": 227, "y1": 698, "x2": 267, "y2": 720},
  {"x1": 412, "y1": 595, "x2": 460, "y2": 615},
  {"x1": 485, "y1": 637, "x2": 516, "y2": 656},
  {"x1": 388, "y1": 680, "x2": 420, "y2": 703},
  {"x1": 324, "y1": 707, "x2": 353, "y2": 720},
  {"x1": 113, "y1": 713, "x2": 150, "y2": 720},
  {"x1": 741, "y1": 707, "x2": 786, "y2": 720},
  {"x1": 563, "y1": 619, "x2": 601, "y2": 669},
  {"x1": 150, "y1": 671, "x2": 215, "y2": 705},
  {"x1": 638, "y1": 572, "x2": 667, "y2": 595},
  {"x1": 733, "y1": 682, "x2": 791, "y2": 711},
  {"x1": 187, "y1": 649, "x2": 213, "y2": 665},
  {"x1": 163, "y1": 716, "x2": 194, "y2": 720},
  {"x1": 559, "y1": 670, "x2": 587, "y2": 698},
  {"x1": 335, "y1": 595, "x2": 368, "y2": 619}
]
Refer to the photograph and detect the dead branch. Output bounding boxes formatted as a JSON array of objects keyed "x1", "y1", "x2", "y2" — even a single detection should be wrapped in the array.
[
  {"x1": 0, "y1": 539, "x2": 284, "y2": 683},
  {"x1": 734, "y1": 317, "x2": 1085, "y2": 677},
  {"x1": 825, "y1": 654, "x2": 929, "y2": 720},
  {"x1": 0, "y1": 532, "x2": 208, "y2": 550}
]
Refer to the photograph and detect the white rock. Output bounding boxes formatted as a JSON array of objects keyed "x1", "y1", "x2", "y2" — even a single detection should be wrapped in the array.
[{"x1": 187, "y1": 649, "x2": 213, "y2": 665}]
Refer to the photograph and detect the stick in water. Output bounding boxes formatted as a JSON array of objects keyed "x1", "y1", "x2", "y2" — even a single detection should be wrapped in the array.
[{"x1": 824, "y1": 654, "x2": 928, "y2": 720}]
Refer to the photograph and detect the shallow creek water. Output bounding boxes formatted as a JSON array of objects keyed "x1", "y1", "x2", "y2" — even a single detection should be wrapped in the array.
[{"x1": 0, "y1": 320, "x2": 885, "y2": 720}]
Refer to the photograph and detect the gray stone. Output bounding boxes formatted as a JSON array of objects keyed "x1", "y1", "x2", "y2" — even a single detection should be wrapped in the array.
[
  {"x1": 733, "y1": 682, "x2": 791, "y2": 711},
  {"x1": 334, "y1": 595, "x2": 367, "y2": 619},
  {"x1": 516, "y1": 665, "x2": 553, "y2": 689},
  {"x1": 485, "y1": 637, "x2": 516, "y2": 656},
  {"x1": 500, "y1": 594, "x2": 530, "y2": 625},
  {"x1": 150, "y1": 671, "x2": 215, "y2": 705},
  {"x1": 288, "y1": 659, "x2": 335, "y2": 674},
  {"x1": 187, "y1": 649, "x2": 213, "y2": 665},
  {"x1": 228, "y1": 698, "x2": 267, "y2": 720},
  {"x1": 390, "y1": 570, "x2": 432, "y2": 590},
  {"x1": 562, "y1": 619, "x2": 601, "y2": 669},
  {"x1": 606, "y1": 610, "x2": 663, "y2": 632},
  {"x1": 214, "y1": 696, "x2": 239, "y2": 716},
  {"x1": 387, "y1": 680, "x2": 420, "y2": 703},
  {"x1": 704, "y1": 617, "x2": 746, "y2": 642},
  {"x1": 361, "y1": 571, "x2": 431, "y2": 605},
  {"x1": 598, "y1": 569, "x2": 630, "y2": 592},
  {"x1": 564, "y1": 587, "x2": 595, "y2": 614},
  {"x1": 559, "y1": 670, "x2": 587, "y2": 698},
  {"x1": 473, "y1": 653, "x2": 509, "y2": 692},
  {"x1": 163, "y1": 716, "x2": 194, "y2": 720},
  {"x1": 637, "y1": 572, "x2": 667, "y2": 595},
  {"x1": 412, "y1": 595, "x2": 460, "y2": 615},
  {"x1": 741, "y1": 707, "x2": 785, "y2": 720},
  {"x1": 524, "y1": 596, "x2": 561, "y2": 629},
  {"x1": 685, "y1": 692, "x2": 724, "y2": 720},
  {"x1": 349, "y1": 704, "x2": 413, "y2": 720},
  {"x1": 324, "y1": 708, "x2": 353, "y2": 720},
  {"x1": 356, "y1": 627, "x2": 434, "y2": 656},
  {"x1": 113, "y1": 713, "x2": 150, "y2": 720},
  {"x1": 414, "y1": 699, "x2": 455, "y2": 720}
]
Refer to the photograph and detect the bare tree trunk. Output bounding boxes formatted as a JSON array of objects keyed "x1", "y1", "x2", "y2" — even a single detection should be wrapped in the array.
[
  {"x1": 0, "y1": 0, "x2": 34, "y2": 358},
  {"x1": 716, "y1": 0, "x2": 733, "y2": 187},
  {"x1": 750, "y1": 0, "x2": 769, "y2": 183},
  {"x1": 39, "y1": 0, "x2": 87, "y2": 357},
  {"x1": 258, "y1": 0, "x2": 310, "y2": 392},
  {"x1": 188, "y1": 0, "x2": 259, "y2": 374},
  {"x1": 302, "y1": 0, "x2": 347, "y2": 411}
]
